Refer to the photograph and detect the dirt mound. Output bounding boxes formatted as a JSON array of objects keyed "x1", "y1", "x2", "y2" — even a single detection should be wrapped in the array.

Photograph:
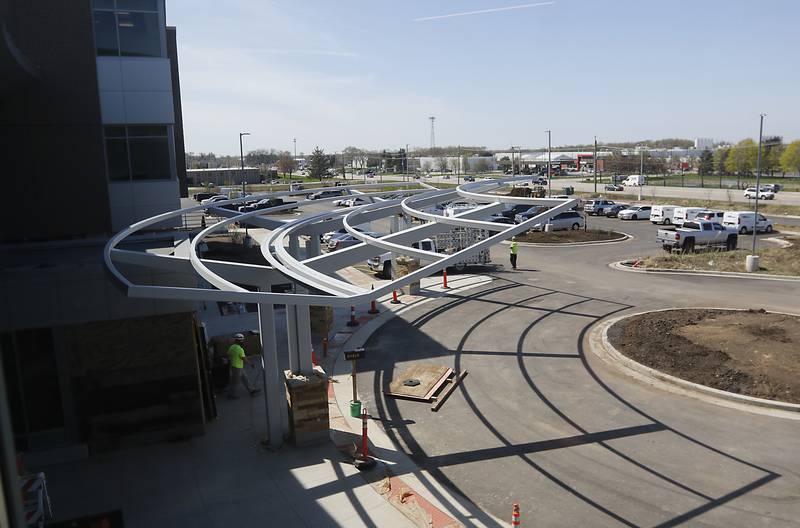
[{"x1": 607, "y1": 309, "x2": 800, "y2": 403}]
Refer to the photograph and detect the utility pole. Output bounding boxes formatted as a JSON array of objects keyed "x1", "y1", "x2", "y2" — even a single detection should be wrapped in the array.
[
  {"x1": 752, "y1": 113, "x2": 766, "y2": 257},
  {"x1": 593, "y1": 136, "x2": 598, "y2": 193},
  {"x1": 638, "y1": 148, "x2": 644, "y2": 201},
  {"x1": 429, "y1": 117, "x2": 436, "y2": 152},
  {"x1": 405, "y1": 143, "x2": 409, "y2": 181},
  {"x1": 546, "y1": 130, "x2": 552, "y2": 196}
]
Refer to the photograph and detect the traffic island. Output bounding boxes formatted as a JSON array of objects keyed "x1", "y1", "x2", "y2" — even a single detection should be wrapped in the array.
[
  {"x1": 285, "y1": 366, "x2": 329, "y2": 446},
  {"x1": 606, "y1": 308, "x2": 800, "y2": 407},
  {"x1": 514, "y1": 229, "x2": 628, "y2": 245}
]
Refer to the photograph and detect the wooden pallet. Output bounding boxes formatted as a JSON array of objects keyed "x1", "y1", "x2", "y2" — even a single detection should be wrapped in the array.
[{"x1": 386, "y1": 365, "x2": 453, "y2": 401}]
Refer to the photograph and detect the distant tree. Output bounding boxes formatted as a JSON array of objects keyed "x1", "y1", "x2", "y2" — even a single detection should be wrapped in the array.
[
  {"x1": 436, "y1": 156, "x2": 449, "y2": 173},
  {"x1": 448, "y1": 157, "x2": 459, "y2": 173},
  {"x1": 714, "y1": 147, "x2": 729, "y2": 175},
  {"x1": 461, "y1": 155, "x2": 470, "y2": 174},
  {"x1": 780, "y1": 140, "x2": 800, "y2": 177},
  {"x1": 474, "y1": 159, "x2": 490, "y2": 173},
  {"x1": 761, "y1": 136, "x2": 783, "y2": 176},
  {"x1": 698, "y1": 149, "x2": 714, "y2": 176},
  {"x1": 498, "y1": 156, "x2": 511, "y2": 172},
  {"x1": 422, "y1": 161, "x2": 432, "y2": 173},
  {"x1": 725, "y1": 139, "x2": 757, "y2": 187},
  {"x1": 245, "y1": 149, "x2": 279, "y2": 167},
  {"x1": 276, "y1": 151, "x2": 296, "y2": 176},
  {"x1": 309, "y1": 147, "x2": 328, "y2": 179}
]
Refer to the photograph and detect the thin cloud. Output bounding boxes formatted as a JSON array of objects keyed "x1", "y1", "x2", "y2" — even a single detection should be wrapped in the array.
[
  {"x1": 413, "y1": 2, "x2": 555, "y2": 22},
  {"x1": 245, "y1": 48, "x2": 359, "y2": 58}
]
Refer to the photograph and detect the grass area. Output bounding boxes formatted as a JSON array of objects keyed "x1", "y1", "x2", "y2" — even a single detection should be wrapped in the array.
[
  {"x1": 574, "y1": 191, "x2": 800, "y2": 217},
  {"x1": 516, "y1": 229, "x2": 625, "y2": 244},
  {"x1": 639, "y1": 237, "x2": 800, "y2": 276},
  {"x1": 579, "y1": 174, "x2": 800, "y2": 191}
]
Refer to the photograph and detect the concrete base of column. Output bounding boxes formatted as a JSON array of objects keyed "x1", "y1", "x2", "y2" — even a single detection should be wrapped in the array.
[{"x1": 284, "y1": 366, "x2": 329, "y2": 447}]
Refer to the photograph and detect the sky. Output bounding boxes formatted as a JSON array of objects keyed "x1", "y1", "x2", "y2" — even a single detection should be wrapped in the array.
[{"x1": 166, "y1": 0, "x2": 800, "y2": 155}]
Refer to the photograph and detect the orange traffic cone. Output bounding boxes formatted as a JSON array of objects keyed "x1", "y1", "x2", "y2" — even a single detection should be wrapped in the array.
[{"x1": 511, "y1": 503, "x2": 520, "y2": 527}]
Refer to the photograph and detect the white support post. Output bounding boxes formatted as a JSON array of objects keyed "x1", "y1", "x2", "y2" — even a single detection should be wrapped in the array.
[
  {"x1": 286, "y1": 306, "x2": 301, "y2": 374},
  {"x1": 306, "y1": 235, "x2": 321, "y2": 259},
  {"x1": 257, "y1": 298, "x2": 286, "y2": 446}
]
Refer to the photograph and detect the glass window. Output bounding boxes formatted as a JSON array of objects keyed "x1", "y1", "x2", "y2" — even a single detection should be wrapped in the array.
[
  {"x1": 129, "y1": 136, "x2": 171, "y2": 180},
  {"x1": 117, "y1": 0, "x2": 158, "y2": 10},
  {"x1": 93, "y1": 11, "x2": 119, "y2": 56},
  {"x1": 117, "y1": 12, "x2": 161, "y2": 57},
  {"x1": 106, "y1": 138, "x2": 130, "y2": 181},
  {"x1": 127, "y1": 125, "x2": 167, "y2": 137},
  {"x1": 105, "y1": 126, "x2": 127, "y2": 137},
  {"x1": 93, "y1": 0, "x2": 116, "y2": 9}
]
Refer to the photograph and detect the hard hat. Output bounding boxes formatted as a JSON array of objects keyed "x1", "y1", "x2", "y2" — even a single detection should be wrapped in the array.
[{"x1": 234, "y1": 333, "x2": 245, "y2": 340}]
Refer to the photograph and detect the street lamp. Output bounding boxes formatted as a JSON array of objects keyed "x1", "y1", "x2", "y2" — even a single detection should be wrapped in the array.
[
  {"x1": 593, "y1": 136, "x2": 598, "y2": 193},
  {"x1": 748, "y1": 114, "x2": 767, "y2": 272},
  {"x1": 545, "y1": 130, "x2": 552, "y2": 196},
  {"x1": 239, "y1": 131, "x2": 250, "y2": 187}
]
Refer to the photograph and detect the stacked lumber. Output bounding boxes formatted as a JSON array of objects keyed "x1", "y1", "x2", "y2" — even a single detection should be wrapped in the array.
[{"x1": 284, "y1": 366, "x2": 329, "y2": 446}]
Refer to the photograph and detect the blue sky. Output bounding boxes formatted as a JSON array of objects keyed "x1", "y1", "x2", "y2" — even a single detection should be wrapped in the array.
[{"x1": 167, "y1": 0, "x2": 800, "y2": 155}]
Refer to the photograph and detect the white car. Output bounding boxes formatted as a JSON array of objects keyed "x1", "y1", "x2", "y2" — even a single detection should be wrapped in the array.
[
  {"x1": 200, "y1": 195, "x2": 228, "y2": 206},
  {"x1": 617, "y1": 205, "x2": 652, "y2": 220},
  {"x1": 338, "y1": 197, "x2": 371, "y2": 207},
  {"x1": 744, "y1": 187, "x2": 775, "y2": 200}
]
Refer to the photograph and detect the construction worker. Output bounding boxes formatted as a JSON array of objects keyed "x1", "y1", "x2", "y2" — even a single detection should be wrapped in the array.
[
  {"x1": 228, "y1": 333, "x2": 260, "y2": 399},
  {"x1": 509, "y1": 237, "x2": 519, "y2": 270}
]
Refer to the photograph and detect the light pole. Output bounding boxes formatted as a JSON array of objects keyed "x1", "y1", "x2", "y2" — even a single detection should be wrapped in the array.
[
  {"x1": 751, "y1": 113, "x2": 766, "y2": 258},
  {"x1": 238, "y1": 131, "x2": 250, "y2": 241},
  {"x1": 545, "y1": 130, "x2": 552, "y2": 196},
  {"x1": 239, "y1": 132, "x2": 250, "y2": 191},
  {"x1": 593, "y1": 136, "x2": 598, "y2": 193},
  {"x1": 638, "y1": 147, "x2": 644, "y2": 201}
]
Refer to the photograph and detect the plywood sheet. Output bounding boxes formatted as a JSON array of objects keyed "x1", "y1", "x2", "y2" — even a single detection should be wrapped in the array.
[{"x1": 387, "y1": 365, "x2": 452, "y2": 401}]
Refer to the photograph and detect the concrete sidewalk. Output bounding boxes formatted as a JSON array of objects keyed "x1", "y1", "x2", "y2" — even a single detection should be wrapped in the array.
[{"x1": 35, "y1": 272, "x2": 496, "y2": 528}]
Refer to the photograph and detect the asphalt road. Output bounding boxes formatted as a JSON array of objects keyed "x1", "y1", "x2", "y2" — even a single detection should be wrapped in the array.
[{"x1": 358, "y1": 216, "x2": 800, "y2": 527}]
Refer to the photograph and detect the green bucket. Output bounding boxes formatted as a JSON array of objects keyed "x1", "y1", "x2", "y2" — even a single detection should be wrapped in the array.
[{"x1": 349, "y1": 400, "x2": 362, "y2": 418}]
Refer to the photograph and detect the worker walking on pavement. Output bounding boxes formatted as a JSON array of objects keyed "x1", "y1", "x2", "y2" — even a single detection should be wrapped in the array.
[
  {"x1": 228, "y1": 333, "x2": 261, "y2": 399},
  {"x1": 509, "y1": 237, "x2": 519, "y2": 270}
]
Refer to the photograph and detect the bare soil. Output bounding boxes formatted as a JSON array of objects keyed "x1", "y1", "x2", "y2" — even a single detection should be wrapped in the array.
[
  {"x1": 639, "y1": 236, "x2": 800, "y2": 276},
  {"x1": 608, "y1": 309, "x2": 800, "y2": 403},
  {"x1": 516, "y1": 229, "x2": 625, "y2": 244}
]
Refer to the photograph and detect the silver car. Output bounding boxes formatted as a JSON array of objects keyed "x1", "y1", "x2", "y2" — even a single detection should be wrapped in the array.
[
  {"x1": 617, "y1": 205, "x2": 652, "y2": 220},
  {"x1": 531, "y1": 211, "x2": 585, "y2": 231}
]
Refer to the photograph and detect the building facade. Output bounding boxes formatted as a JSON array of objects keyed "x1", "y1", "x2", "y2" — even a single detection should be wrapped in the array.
[{"x1": 1, "y1": 0, "x2": 203, "y2": 465}]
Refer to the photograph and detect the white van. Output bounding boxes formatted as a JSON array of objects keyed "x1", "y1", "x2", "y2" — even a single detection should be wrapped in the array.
[
  {"x1": 622, "y1": 174, "x2": 646, "y2": 186},
  {"x1": 722, "y1": 211, "x2": 774, "y2": 234},
  {"x1": 673, "y1": 207, "x2": 706, "y2": 226},
  {"x1": 650, "y1": 205, "x2": 679, "y2": 225}
]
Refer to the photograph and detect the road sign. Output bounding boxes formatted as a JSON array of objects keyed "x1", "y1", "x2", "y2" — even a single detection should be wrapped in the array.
[{"x1": 345, "y1": 348, "x2": 365, "y2": 361}]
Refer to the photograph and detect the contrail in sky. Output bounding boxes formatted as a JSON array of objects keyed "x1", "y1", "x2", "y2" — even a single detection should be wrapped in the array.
[{"x1": 413, "y1": 2, "x2": 556, "y2": 22}]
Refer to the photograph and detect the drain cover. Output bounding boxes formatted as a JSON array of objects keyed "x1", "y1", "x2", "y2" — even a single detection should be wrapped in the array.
[{"x1": 403, "y1": 379, "x2": 421, "y2": 387}]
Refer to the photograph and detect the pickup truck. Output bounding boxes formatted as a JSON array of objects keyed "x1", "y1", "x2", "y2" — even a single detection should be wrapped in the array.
[{"x1": 656, "y1": 220, "x2": 738, "y2": 253}]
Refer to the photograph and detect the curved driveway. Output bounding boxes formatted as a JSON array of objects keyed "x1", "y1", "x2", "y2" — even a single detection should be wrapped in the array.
[{"x1": 359, "y1": 217, "x2": 800, "y2": 527}]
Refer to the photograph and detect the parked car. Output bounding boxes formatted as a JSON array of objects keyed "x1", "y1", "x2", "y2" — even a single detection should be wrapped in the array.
[
  {"x1": 762, "y1": 183, "x2": 781, "y2": 193},
  {"x1": 530, "y1": 211, "x2": 585, "y2": 231},
  {"x1": 673, "y1": 207, "x2": 706, "y2": 226},
  {"x1": 617, "y1": 205, "x2": 652, "y2": 220},
  {"x1": 488, "y1": 214, "x2": 515, "y2": 225},
  {"x1": 695, "y1": 210, "x2": 725, "y2": 222},
  {"x1": 584, "y1": 199, "x2": 615, "y2": 216},
  {"x1": 604, "y1": 204, "x2": 630, "y2": 218},
  {"x1": 463, "y1": 176, "x2": 475, "y2": 182},
  {"x1": 657, "y1": 220, "x2": 738, "y2": 253},
  {"x1": 200, "y1": 195, "x2": 229, "y2": 206},
  {"x1": 534, "y1": 176, "x2": 548, "y2": 185},
  {"x1": 308, "y1": 189, "x2": 345, "y2": 200},
  {"x1": 604, "y1": 184, "x2": 623, "y2": 192},
  {"x1": 743, "y1": 187, "x2": 775, "y2": 200},
  {"x1": 238, "y1": 197, "x2": 297, "y2": 213},
  {"x1": 500, "y1": 203, "x2": 535, "y2": 220},
  {"x1": 650, "y1": 205, "x2": 679, "y2": 225},
  {"x1": 340, "y1": 196, "x2": 372, "y2": 207},
  {"x1": 514, "y1": 206, "x2": 549, "y2": 224},
  {"x1": 321, "y1": 226, "x2": 366, "y2": 245},
  {"x1": 327, "y1": 231, "x2": 381, "y2": 251},
  {"x1": 195, "y1": 192, "x2": 223, "y2": 202},
  {"x1": 722, "y1": 211, "x2": 774, "y2": 234}
]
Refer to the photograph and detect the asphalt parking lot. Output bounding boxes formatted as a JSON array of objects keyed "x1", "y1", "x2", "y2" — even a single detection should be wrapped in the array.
[{"x1": 354, "y1": 216, "x2": 800, "y2": 527}]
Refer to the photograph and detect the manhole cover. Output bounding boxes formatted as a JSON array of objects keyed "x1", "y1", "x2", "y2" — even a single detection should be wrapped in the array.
[{"x1": 403, "y1": 379, "x2": 421, "y2": 387}]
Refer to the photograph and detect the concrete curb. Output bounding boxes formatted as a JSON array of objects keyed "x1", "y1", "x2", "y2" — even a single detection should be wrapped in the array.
[
  {"x1": 324, "y1": 275, "x2": 505, "y2": 528},
  {"x1": 588, "y1": 308, "x2": 800, "y2": 420},
  {"x1": 500, "y1": 231, "x2": 631, "y2": 248},
  {"x1": 610, "y1": 259, "x2": 800, "y2": 282}
]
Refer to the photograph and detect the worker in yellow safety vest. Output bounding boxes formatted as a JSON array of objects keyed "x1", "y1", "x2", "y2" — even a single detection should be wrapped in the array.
[
  {"x1": 228, "y1": 333, "x2": 260, "y2": 399},
  {"x1": 509, "y1": 237, "x2": 519, "y2": 270}
]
